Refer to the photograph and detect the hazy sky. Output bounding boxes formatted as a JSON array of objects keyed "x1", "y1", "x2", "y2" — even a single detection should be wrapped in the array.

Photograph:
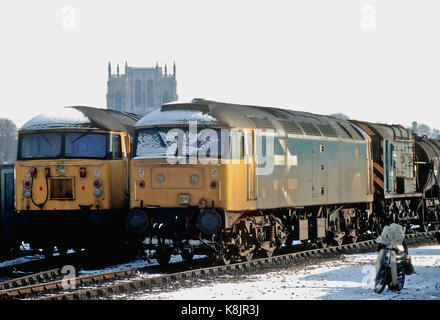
[{"x1": 1, "y1": 0, "x2": 439, "y2": 130}]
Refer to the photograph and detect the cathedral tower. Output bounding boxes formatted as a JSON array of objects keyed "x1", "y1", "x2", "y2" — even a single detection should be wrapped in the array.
[{"x1": 106, "y1": 62, "x2": 178, "y2": 115}]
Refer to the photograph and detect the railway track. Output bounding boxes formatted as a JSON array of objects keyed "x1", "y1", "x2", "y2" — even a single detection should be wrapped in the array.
[
  {"x1": 1, "y1": 230, "x2": 436, "y2": 300},
  {"x1": 0, "y1": 244, "x2": 142, "y2": 278},
  {"x1": 0, "y1": 253, "x2": 82, "y2": 277}
]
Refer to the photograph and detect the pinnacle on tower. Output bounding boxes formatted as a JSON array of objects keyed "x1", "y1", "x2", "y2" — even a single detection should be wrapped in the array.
[
  {"x1": 164, "y1": 63, "x2": 168, "y2": 76},
  {"x1": 173, "y1": 62, "x2": 176, "y2": 79},
  {"x1": 117, "y1": 64, "x2": 120, "y2": 76},
  {"x1": 108, "y1": 62, "x2": 111, "y2": 78},
  {"x1": 125, "y1": 61, "x2": 128, "y2": 74}
]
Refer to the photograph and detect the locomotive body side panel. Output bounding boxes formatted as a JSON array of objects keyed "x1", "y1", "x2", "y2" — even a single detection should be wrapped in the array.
[{"x1": 256, "y1": 136, "x2": 373, "y2": 209}]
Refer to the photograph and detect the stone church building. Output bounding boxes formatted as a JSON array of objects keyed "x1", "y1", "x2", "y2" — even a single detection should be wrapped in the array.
[{"x1": 106, "y1": 62, "x2": 178, "y2": 116}]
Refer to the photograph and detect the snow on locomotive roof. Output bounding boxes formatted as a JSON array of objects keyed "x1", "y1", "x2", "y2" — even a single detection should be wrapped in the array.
[
  {"x1": 135, "y1": 108, "x2": 221, "y2": 127},
  {"x1": 20, "y1": 106, "x2": 141, "y2": 134},
  {"x1": 136, "y1": 99, "x2": 369, "y2": 142}
]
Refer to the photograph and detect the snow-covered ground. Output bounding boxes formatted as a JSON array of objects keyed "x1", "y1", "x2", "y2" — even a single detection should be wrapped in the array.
[{"x1": 125, "y1": 244, "x2": 440, "y2": 300}]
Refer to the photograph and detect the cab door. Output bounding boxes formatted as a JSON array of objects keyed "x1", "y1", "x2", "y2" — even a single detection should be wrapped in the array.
[
  {"x1": 245, "y1": 130, "x2": 256, "y2": 201},
  {"x1": 122, "y1": 133, "x2": 130, "y2": 198},
  {"x1": 384, "y1": 139, "x2": 395, "y2": 194}
]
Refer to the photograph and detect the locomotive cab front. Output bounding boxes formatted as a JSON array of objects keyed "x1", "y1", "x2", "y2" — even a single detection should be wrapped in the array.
[
  {"x1": 128, "y1": 102, "x2": 259, "y2": 264},
  {"x1": 15, "y1": 107, "x2": 140, "y2": 256}
]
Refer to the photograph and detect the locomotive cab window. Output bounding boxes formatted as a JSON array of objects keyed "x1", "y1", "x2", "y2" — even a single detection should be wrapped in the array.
[
  {"x1": 65, "y1": 132, "x2": 107, "y2": 158},
  {"x1": 18, "y1": 131, "x2": 119, "y2": 160},
  {"x1": 20, "y1": 133, "x2": 62, "y2": 159},
  {"x1": 134, "y1": 127, "x2": 222, "y2": 159}
]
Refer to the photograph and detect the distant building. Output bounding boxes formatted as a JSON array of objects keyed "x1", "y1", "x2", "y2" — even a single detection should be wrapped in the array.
[{"x1": 106, "y1": 62, "x2": 178, "y2": 116}]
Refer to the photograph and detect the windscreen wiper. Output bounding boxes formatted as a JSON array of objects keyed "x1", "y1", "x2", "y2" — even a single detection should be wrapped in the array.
[{"x1": 71, "y1": 130, "x2": 93, "y2": 144}]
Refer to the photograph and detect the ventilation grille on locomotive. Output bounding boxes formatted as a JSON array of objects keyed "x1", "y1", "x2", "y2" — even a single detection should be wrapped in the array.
[
  {"x1": 316, "y1": 124, "x2": 338, "y2": 138},
  {"x1": 279, "y1": 119, "x2": 305, "y2": 135},
  {"x1": 297, "y1": 121, "x2": 322, "y2": 136},
  {"x1": 248, "y1": 116, "x2": 275, "y2": 129}
]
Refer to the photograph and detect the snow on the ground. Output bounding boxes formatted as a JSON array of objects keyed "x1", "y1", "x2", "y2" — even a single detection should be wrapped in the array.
[
  {"x1": 78, "y1": 255, "x2": 206, "y2": 276},
  {"x1": 126, "y1": 244, "x2": 440, "y2": 300}
]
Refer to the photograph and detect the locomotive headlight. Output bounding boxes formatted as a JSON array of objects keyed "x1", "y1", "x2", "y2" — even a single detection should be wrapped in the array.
[
  {"x1": 24, "y1": 180, "x2": 32, "y2": 188},
  {"x1": 157, "y1": 174, "x2": 164, "y2": 183},
  {"x1": 191, "y1": 174, "x2": 199, "y2": 183},
  {"x1": 93, "y1": 189, "x2": 102, "y2": 198},
  {"x1": 139, "y1": 180, "x2": 146, "y2": 188},
  {"x1": 57, "y1": 166, "x2": 67, "y2": 175},
  {"x1": 23, "y1": 189, "x2": 32, "y2": 198},
  {"x1": 179, "y1": 194, "x2": 190, "y2": 205}
]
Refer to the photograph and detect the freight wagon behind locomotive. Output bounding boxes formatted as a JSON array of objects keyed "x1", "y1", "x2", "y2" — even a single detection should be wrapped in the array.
[
  {"x1": 15, "y1": 107, "x2": 140, "y2": 256},
  {"x1": 351, "y1": 121, "x2": 440, "y2": 230},
  {"x1": 127, "y1": 99, "x2": 376, "y2": 264},
  {"x1": 414, "y1": 135, "x2": 440, "y2": 230}
]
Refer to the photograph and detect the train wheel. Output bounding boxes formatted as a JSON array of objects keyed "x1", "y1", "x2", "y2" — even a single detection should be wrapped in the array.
[
  {"x1": 43, "y1": 246, "x2": 53, "y2": 259},
  {"x1": 181, "y1": 250, "x2": 194, "y2": 262},
  {"x1": 241, "y1": 251, "x2": 254, "y2": 262},
  {"x1": 344, "y1": 236, "x2": 357, "y2": 244},
  {"x1": 333, "y1": 237, "x2": 343, "y2": 246},
  {"x1": 222, "y1": 251, "x2": 233, "y2": 265},
  {"x1": 265, "y1": 248, "x2": 275, "y2": 258},
  {"x1": 317, "y1": 239, "x2": 328, "y2": 248},
  {"x1": 56, "y1": 245, "x2": 68, "y2": 256},
  {"x1": 285, "y1": 234, "x2": 295, "y2": 247},
  {"x1": 156, "y1": 248, "x2": 171, "y2": 265}
]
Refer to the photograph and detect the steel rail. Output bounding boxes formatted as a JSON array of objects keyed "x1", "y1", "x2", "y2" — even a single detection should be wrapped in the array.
[{"x1": 0, "y1": 268, "x2": 62, "y2": 291}]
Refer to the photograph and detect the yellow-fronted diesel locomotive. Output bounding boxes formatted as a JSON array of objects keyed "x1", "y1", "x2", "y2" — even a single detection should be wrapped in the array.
[
  {"x1": 126, "y1": 99, "x2": 378, "y2": 264},
  {"x1": 15, "y1": 106, "x2": 140, "y2": 256}
]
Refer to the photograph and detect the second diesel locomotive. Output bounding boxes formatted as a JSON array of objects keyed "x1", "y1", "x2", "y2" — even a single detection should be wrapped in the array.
[
  {"x1": 127, "y1": 99, "x2": 380, "y2": 264},
  {"x1": 15, "y1": 106, "x2": 140, "y2": 256}
]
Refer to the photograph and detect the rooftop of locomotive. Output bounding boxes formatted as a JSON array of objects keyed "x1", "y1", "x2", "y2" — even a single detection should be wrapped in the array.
[
  {"x1": 135, "y1": 98, "x2": 369, "y2": 142},
  {"x1": 20, "y1": 106, "x2": 141, "y2": 134},
  {"x1": 350, "y1": 119, "x2": 412, "y2": 141}
]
